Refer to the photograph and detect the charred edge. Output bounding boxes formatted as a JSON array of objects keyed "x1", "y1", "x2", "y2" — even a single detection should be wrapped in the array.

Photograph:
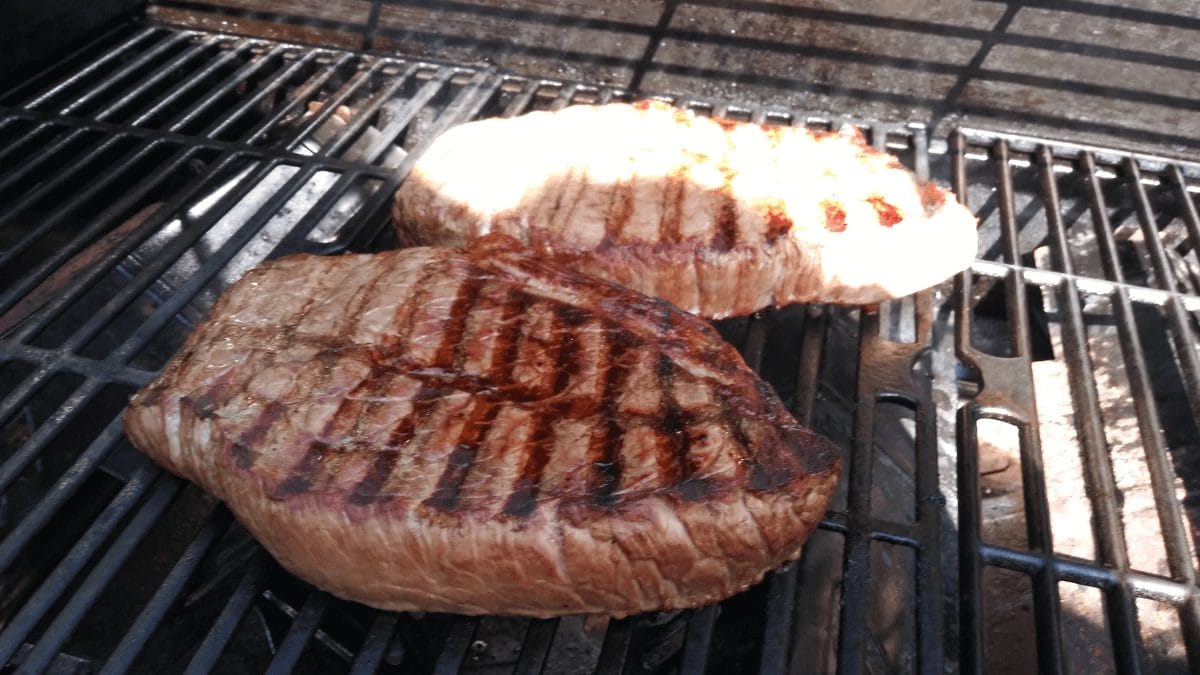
[
  {"x1": 423, "y1": 401, "x2": 502, "y2": 512},
  {"x1": 503, "y1": 304, "x2": 583, "y2": 517},
  {"x1": 822, "y1": 200, "x2": 847, "y2": 233},
  {"x1": 603, "y1": 179, "x2": 635, "y2": 247},
  {"x1": 762, "y1": 201, "x2": 794, "y2": 245},
  {"x1": 348, "y1": 386, "x2": 443, "y2": 506},
  {"x1": 660, "y1": 169, "x2": 687, "y2": 244},
  {"x1": 275, "y1": 441, "x2": 330, "y2": 497},
  {"x1": 590, "y1": 328, "x2": 637, "y2": 507},
  {"x1": 867, "y1": 195, "x2": 902, "y2": 227},
  {"x1": 746, "y1": 380, "x2": 803, "y2": 490},
  {"x1": 918, "y1": 180, "x2": 947, "y2": 216}
]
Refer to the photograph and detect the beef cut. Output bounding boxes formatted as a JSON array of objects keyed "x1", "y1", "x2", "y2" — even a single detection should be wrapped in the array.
[
  {"x1": 123, "y1": 235, "x2": 841, "y2": 617},
  {"x1": 393, "y1": 101, "x2": 977, "y2": 319}
]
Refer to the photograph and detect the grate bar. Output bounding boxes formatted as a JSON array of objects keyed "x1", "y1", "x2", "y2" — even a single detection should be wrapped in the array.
[
  {"x1": 432, "y1": 618, "x2": 479, "y2": 675},
  {"x1": 0, "y1": 463, "x2": 162, "y2": 665},
  {"x1": 208, "y1": 51, "x2": 345, "y2": 143},
  {"x1": 1037, "y1": 145, "x2": 1142, "y2": 673},
  {"x1": 3, "y1": 148, "x2": 246, "y2": 342},
  {"x1": 183, "y1": 554, "x2": 268, "y2": 675},
  {"x1": 123, "y1": 41, "x2": 249, "y2": 127},
  {"x1": 13, "y1": 474, "x2": 182, "y2": 675},
  {"x1": 675, "y1": 607, "x2": 715, "y2": 674},
  {"x1": 993, "y1": 140, "x2": 1066, "y2": 675},
  {"x1": 835, "y1": 311, "x2": 877, "y2": 675},
  {"x1": 339, "y1": 69, "x2": 502, "y2": 249},
  {"x1": 263, "y1": 591, "x2": 331, "y2": 675},
  {"x1": 0, "y1": 415, "x2": 136, "y2": 574},
  {"x1": 57, "y1": 31, "x2": 194, "y2": 117},
  {"x1": 0, "y1": 375, "x2": 106, "y2": 497},
  {"x1": 1124, "y1": 160, "x2": 1200, "y2": 434},
  {"x1": 90, "y1": 36, "x2": 222, "y2": 122},
  {"x1": 348, "y1": 613, "x2": 399, "y2": 675},
  {"x1": 594, "y1": 617, "x2": 635, "y2": 675},
  {"x1": 1082, "y1": 152, "x2": 1200, "y2": 672},
  {"x1": 0, "y1": 342, "x2": 152, "y2": 386},
  {"x1": 17, "y1": 26, "x2": 163, "y2": 109},
  {"x1": 100, "y1": 505, "x2": 234, "y2": 675},
  {"x1": 513, "y1": 619, "x2": 558, "y2": 675},
  {"x1": 759, "y1": 562, "x2": 799, "y2": 674}
]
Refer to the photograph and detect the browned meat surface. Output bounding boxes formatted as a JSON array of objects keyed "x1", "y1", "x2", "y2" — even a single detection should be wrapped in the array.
[
  {"x1": 393, "y1": 101, "x2": 977, "y2": 319},
  {"x1": 123, "y1": 235, "x2": 841, "y2": 617}
]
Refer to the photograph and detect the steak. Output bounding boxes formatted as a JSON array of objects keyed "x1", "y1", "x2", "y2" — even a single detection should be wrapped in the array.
[
  {"x1": 393, "y1": 100, "x2": 977, "y2": 319},
  {"x1": 123, "y1": 235, "x2": 841, "y2": 617}
]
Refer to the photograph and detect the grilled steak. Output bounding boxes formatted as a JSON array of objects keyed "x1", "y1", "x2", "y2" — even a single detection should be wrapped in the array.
[
  {"x1": 393, "y1": 100, "x2": 977, "y2": 319},
  {"x1": 123, "y1": 235, "x2": 841, "y2": 618}
]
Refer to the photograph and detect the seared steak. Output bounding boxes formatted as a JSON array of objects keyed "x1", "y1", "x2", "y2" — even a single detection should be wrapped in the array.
[
  {"x1": 123, "y1": 235, "x2": 841, "y2": 617},
  {"x1": 393, "y1": 101, "x2": 977, "y2": 319}
]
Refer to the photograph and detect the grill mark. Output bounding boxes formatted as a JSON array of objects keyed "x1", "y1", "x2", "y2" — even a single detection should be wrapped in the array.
[
  {"x1": 422, "y1": 400, "x2": 502, "y2": 512},
  {"x1": 588, "y1": 326, "x2": 638, "y2": 506},
  {"x1": 603, "y1": 178, "x2": 635, "y2": 247},
  {"x1": 219, "y1": 263, "x2": 343, "y2": 472},
  {"x1": 660, "y1": 169, "x2": 687, "y2": 244},
  {"x1": 867, "y1": 195, "x2": 902, "y2": 227},
  {"x1": 918, "y1": 180, "x2": 947, "y2": 216},
  {"x1": 422, "y1": 289, "x2": 529, "y2": 512},
  {"x1": 822, "y1": 200, "x2": 847, "y2": 233},
  {"x1": 275, "y1": 441, "x2": 330, "y2": 497},
  {"x1": 348, "y1": 385, "x2": 442, "y2": 506},
  {"x1": 558, "y1": 167, "x2": 590, "y2": 234},
  {"x1": 503, "y1": 305, "x2": 586, "y2": 518},
  {"x1": 345, "y1": 271, "x2": 485, "y2": 505},
  {"x1": 762, "y1": 201, "x2": 793, "y2": 245},
  {"x1": 654, "y1": 355, "x2": 686, "y2": 486},
  {"x1": 712, "y1": 196, "x2": 738, "y2": 251}
]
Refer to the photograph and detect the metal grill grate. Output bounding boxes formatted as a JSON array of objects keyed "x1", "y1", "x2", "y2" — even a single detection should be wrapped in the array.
[{"x1": 0, "y1": 20, "x2": 1197, "y2": 674}]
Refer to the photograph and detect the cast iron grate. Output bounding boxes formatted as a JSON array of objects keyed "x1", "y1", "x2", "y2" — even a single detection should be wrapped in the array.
[{"x1": 0, "y1": 21, "x2": 1197, "y2": 674}]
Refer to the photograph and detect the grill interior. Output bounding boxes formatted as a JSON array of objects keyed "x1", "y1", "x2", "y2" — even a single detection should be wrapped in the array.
[{"x1": 0, "y1": 9, "x2": 1198, "y2": 675}]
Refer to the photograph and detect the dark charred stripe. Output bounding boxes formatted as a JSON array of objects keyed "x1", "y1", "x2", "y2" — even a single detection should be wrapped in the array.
[
  {"x1": 712, "y1": 194, "x2": 738, "y2": 251},
  {"x1": 660, "y1": 169, "x2": 687, "y2": 244},
  {"x1": 431, "y1": 275, "x2": 484, "y2": 369},
  {"x1": 589, "y1": 327, "x2": 637, "y2": 506},
  {"x1": 424, "y1": 290, "x2": 530, "y2": 512},
  {"x1": 230, "y1": 443, "x2": 254, "y2": 469},
  {"x1": 822, "y1": 200, "x2": 847, "y2": 232},
  {"x1": 919, "y1": 180, "x2": 947, "y2": 216},
  {"x1": 348, "y1": 385, "x2": 443, "y2": 506},
  {"x1": 223, "y1": 400, "x2": 286, "y2": 470},
  {"x1": 654, "y1": 355, "x2": 687, "y2": 484},
  {"x1": 494, "y1": 290, "x2": 532, "y2": 386},
  {"x1": 503, "y1": 304, "x2": 585, "y2": 517},
  {"x1": 423, "y1": 400, "x2": 502, "y2": 512},
  {"x1": 547, "y1": 166, "x2": 574, "y2": 227},
  {"x1": 275, "y1": 441, "x2": 330, "y2": 497},
  {"x1": 867, "y1": 195, "x2": 902, "y2": 227},
  {"x1": 603, "y1": 179, "x2": 635, "y2": 247},
  {"x1": 762, "y1": 200, "x2": 794, "y2": 245}
]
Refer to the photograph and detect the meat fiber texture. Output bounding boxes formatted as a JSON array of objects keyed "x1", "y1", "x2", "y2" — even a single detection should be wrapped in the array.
[
  {"x1": 123, "y1": 235, "x2": 841, "y2": 618},
  {"x1": 394, "y1": 101, "x2": 978, "y2": 319}
]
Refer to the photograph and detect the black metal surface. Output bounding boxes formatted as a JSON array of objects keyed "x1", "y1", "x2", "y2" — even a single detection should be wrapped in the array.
[{"x1": 0, "y1": 17, "x2": 1197, "y2": 675}]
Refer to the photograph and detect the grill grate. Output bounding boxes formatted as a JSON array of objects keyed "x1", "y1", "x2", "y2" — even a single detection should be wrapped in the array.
[{"x1": 0, "y1": 20, "x2": 1198, "y2": 674}]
